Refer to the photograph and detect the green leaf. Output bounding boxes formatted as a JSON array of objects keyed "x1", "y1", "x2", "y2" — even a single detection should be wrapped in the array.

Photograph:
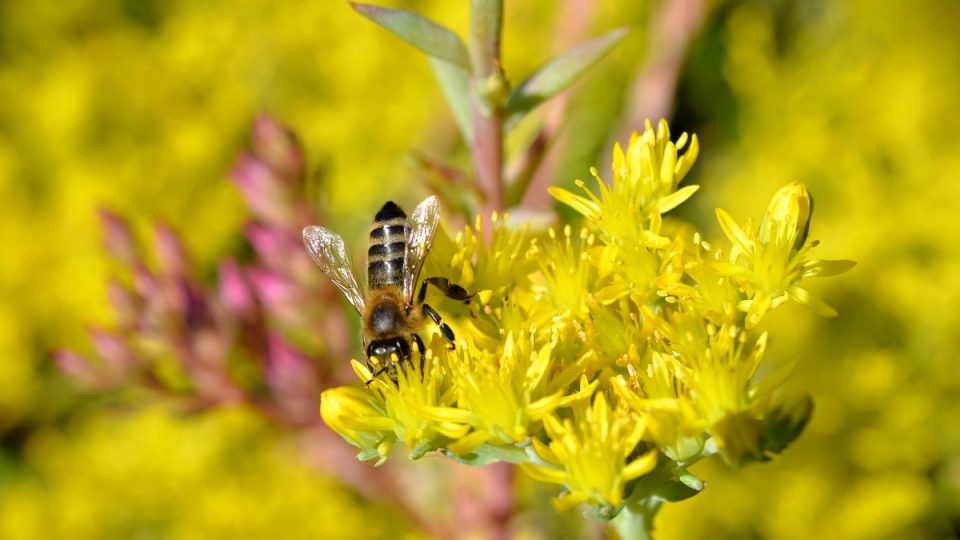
[
  {"x1": 629, "y1": 460, "x2": 703, "y2": 504},
  {"x1": 356, "y1": 447, "x2": 380, "y2": 462},
  {"x1": 608, "y1": 459, "x2": 706, "y2": 537},
  {"x1": 762, "y1": 393, "x2": 814, "y2": 454},
  {"x1": 610, "y1": 483, "x2": 658, "y2": 539},
  {"x1": 351, "y1": 2, "x2": 471, "y2": 70},
  {"x1": 468, "y1": 0, "x2": 503, "y2": 75},
  {"x1": 409, "y1": 438, "x2": 444, "y2": 460},
  {"x1": 678, "y1": 472, "x2": 704, "y2": 492},
  {"x1": 429, "y1": 58, "x2": 472, "y2": 140},
  {"x1": 505, "y1": 27, "x2": 629, "y2": 127}
]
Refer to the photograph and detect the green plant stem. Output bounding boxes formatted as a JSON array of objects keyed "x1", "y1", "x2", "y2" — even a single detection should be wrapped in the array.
[
  {"x1": 611, "y1": 509, "x2": 653, "y2": 540},
  {"x1": 487, "y1": 462, "x2": 514, "y2": 540},
  {"x1": 470, "y1": 105, "x2": 504, "y2": 216},
  {"x1": 469, "y1": 0, "x2": 503, "y2": 78},
  {"x1": 467, "y1": 4, "x2": 512, "y2": 538},
  {"x1": 469, "y1": 0, "x2": 505, "y2": 218},
  {"x1": 609, "y1": 475, "x2": 666, "y2": 540}
]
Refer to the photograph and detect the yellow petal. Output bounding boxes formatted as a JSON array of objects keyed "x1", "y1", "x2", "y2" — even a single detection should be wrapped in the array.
[
  {"x1": 558, "y1": 377, "x2": 598, "y2": 407},
  {"x1": 801, "y1": 259, "x2": 857, "y2": 277},
  {"x1": 528, "y1": 392, "x2": 563, "y2": 419},
  {"x1": 338, "y1": 415, "x2": 395, "y2": 432},
  {"x1": 706, "y1": 261, "x2": 753, "y2": 280},
  {"x1": 746, "y1": 291, "x2": 773, "y2": 328},
  {"x1": 552, "y1": 491, "x2": 589, "y2": 512},
  {"x1": 446, "y1": 430, "x2": 490, "y2": 455},
  {"x1": 416, "y1": 404, "x2": 473, "y2": 424},
  {"x1": 531, "y1": 436, "x2": 560, "y2": 464},
  {"x1": 436, "y1": 422, "x2": 472, "y2": 439},
  {"x1": 548, "y1": 186, "x2": 600, "y2": 220},
  {"x1": 788, "y1": 286, "x2": 838, "y2": 317},
  {"x1": 655, "y1": 185, "x2": 699, "y2": 214},
  {"x1": 659, "y1": 141, "x2": 678, "y2": 190},
  {"x1": 675, "y1": 134, "x2": 699, "y2": 181},
  {"x1": 350, "y1": 359, "x2": 373, "y2": 382},
  {"x1": 716, "y1": 208, "x2": 754, "y2": 254},
  {"x1": 623, "y1": 449, "x2": 659, "y2": 481},
  {"x1": 519, "y1": 463, "x2": 568, "y2": 486}
]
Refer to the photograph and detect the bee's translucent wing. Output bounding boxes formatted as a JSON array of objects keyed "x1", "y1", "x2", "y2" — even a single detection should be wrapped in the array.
[
  {"x1": 403, "y1": 195, "x2": 440, "y2": 303},
  {"x1": 302, "y1": 225, "x2": 365, "y2": 314}
]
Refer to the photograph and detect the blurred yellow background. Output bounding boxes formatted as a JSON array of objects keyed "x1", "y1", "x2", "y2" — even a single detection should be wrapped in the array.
[{"x1": 0, "y1": 0, "x2": 956, "y2": 538}]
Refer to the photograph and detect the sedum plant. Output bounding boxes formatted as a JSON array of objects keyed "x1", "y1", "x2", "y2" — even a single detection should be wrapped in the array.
[
  {"x1": 320, "y1": 119, "x2": 853, "y2": 535},
  {"x1": 63, "y1": 1, "x2": 853, "y2": 537}
]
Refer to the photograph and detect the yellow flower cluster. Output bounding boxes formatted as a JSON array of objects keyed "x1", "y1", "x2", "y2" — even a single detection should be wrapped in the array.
[
  {"x1": 0, "y1": 407, "x2": 410, "y2": 540},
  {"x1": 320, "y1": 119, "x2": 852, "y2": 517},
  {"x1": 658, "y1": 1, "x2": 960, "y2": 537}
]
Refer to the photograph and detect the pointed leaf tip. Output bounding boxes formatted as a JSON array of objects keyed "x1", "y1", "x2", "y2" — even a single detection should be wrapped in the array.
[
  {"x1": 505, "y1": 27, "x2": 630, "y2": 127},
  {"x1": 350, "y1": 2, "x2": 471, "y2": 70}
]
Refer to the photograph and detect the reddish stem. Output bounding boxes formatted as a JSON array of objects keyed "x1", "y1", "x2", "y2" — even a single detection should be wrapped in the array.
[{"x1": 470, "y1": 104, "x2": 505, "y2": 218}]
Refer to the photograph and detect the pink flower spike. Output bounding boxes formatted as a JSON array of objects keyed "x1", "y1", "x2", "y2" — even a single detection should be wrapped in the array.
[
  {"x1": 245, "y1": 223, "x2": 292, "y2": 262},
  {"x1": 230, "y1": 152, "x2": 295, "y2": 225},
  {"x1": 107, "y1": 279, "x2": 137, "y2": 326},
  {"x1": 131, "y1": 263, "x2": 157, "y2": 298},
  {"x1": 248, "y1": 267, "x2": 296, "y2": 306},
  {"x1": 218, "y1": 259, "x2": 254, "y2": 314},
  {"x1": 154, "y1": 222, "x2": 188, "y2": 278},
  {"x1": 266, "y1": 333, "x2": 310, "y2": 376},
  {"x1": 248, "y1": 266, "x2": 307, "y2": 326},
  {"x1": 252, "y1": 113, "x2": 305, "y2": 182},
  {"x1": 265, "y1": 333, "x2": 318, "y2": 423},
  {"x1": 53, "y1": 350, "x2": 104, "y2": 388},
  {"x1": 88, "y1": 329, "x2": 133, "y2": 373},
  {"x1": 97, "y1": 208, "x2": 138, "y2": 265}
]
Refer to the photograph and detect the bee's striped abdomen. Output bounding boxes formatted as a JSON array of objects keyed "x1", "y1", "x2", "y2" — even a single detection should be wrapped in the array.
[{"x1": 368, "y1": 201, "x2": 409, "y2": 290}]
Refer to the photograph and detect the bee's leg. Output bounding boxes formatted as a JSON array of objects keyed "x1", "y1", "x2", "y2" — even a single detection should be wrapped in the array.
[
  {"x1": 365, "y1": 365, "x2": 388, "y2": 386},
  {"x1": 411, "y1": 333, "x2": 426, "y2": 375},
  {"x1": 412, "y1": 333, "x2": 426, "y2": 356},
  {"x1": 417, "y1": 277, "x2": 473, "y2": 306},
  {"x1": 422, "y1": 303, "x2": 456, "y2": 350}
]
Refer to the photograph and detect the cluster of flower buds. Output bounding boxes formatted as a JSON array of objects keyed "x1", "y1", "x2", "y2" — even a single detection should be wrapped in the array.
[{"x1": 57, "y1": 115, "x2": 347, "y2": 427}]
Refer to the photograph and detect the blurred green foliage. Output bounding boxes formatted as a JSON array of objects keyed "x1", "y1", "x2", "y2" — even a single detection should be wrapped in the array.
[{"x1": 0, "y1": 0, "x2": 956, "y2": 537}]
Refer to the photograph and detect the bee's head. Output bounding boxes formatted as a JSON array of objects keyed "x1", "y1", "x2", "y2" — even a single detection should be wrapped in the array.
[{"x1": 367, "y1": 337, "x2": 410, "y2": 363}]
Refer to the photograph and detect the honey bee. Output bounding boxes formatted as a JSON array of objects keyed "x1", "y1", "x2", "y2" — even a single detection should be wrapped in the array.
[{"x1": 302, "y1": 196, "x2": 471, "y2": 382}]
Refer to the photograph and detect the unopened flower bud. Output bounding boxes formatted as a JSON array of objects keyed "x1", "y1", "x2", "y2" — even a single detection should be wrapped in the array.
[
  {"x1": 131, "y1": 263, "x2": 156, "y2": 298},
  {"x1": 245, "y1": 223, "x2": 290, "y2": 263},
  {"x1": 265, "y1": 334, "x2": 318, "y2": 423},
  {"x1": 154, "y1": 223, "x2": 188, "y2": 278},
  {"x1": 251, "y1": 114, "x2": 305, "y2": 183},
  {"x1": 107, "y1": 279, "x2": 138, "y2": 327},
  {"x1": 320, "y1": 385, "x2": 393, "y2": 450},
  {"x1": 98, "y1": 209, "x2": 138, "y2": 265},
  {"x1": 248, "y1": 267, "x2": 294, "y2": 307},
  {"x1": 218, "y1": 259, "x2": 254, "y2": 315},
  {"x1": 248, "y1": 267, "x2": 304, "y2": 326},
  {"x1": 759, "y1": 182, "x2": 813, "y2": 252},
  {"x1": 230, "y1": 153, "x2": 295, "y2": 225},
  {"x1": 54, "y1": 350, "x2": 104, "y2": 388},
  {"x1": 88, "y1": 329, "x2": 134, "y2": 374}
]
